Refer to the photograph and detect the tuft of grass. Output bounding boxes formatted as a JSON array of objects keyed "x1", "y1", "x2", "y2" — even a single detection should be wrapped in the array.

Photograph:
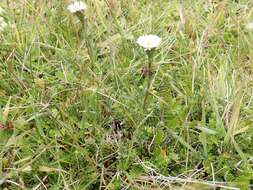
[{"x1": 0, "y1": 0, "x2": 253, "y2": 189}]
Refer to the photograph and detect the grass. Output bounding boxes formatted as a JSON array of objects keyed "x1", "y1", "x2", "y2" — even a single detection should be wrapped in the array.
[{"x1": 0, "y1": 0, "x2": 253, "y2": 189}]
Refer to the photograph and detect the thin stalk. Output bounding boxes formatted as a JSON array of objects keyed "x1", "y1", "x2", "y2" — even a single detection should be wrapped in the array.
[
  {"x1": 143, "y1": 52, "x2": 153, "y2": 108},
  {"x1": 78, "y1": 12, "x2": 96, "y2": 70},
  {"x1": 76, "y1": 12, "x2": 97, "y2": 124}
]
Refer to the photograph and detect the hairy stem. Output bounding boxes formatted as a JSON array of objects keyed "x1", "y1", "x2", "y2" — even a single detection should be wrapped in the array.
[
  {"x1": 78, "y1": 13, "x2": 96, "y2": 70},
  {"x1": 143, "y1": 52, "x2": 153, "y2": 109}
]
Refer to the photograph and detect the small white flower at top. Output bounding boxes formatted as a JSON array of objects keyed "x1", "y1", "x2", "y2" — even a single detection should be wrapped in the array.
[
  {"x1": 245, "y1": 22, "x2": 253, "y2": 31},
  {"x1": 137, "y1": 34, "x2": 161, "y2": 51},
  {"x1": 0, "y1": 17, "x2": 7, "y2": 31},
  {"x1": 67, "y1": 1, "x2": 87, "y2": 13}
]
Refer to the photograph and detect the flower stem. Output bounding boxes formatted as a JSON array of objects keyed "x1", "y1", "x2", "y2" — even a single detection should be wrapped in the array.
[
  {"x1": 143, "y1": 51, "x2": 153, "y2": 109},
  {"x1": 78, "y1": 13, "x2": 96, "y2": 69}
]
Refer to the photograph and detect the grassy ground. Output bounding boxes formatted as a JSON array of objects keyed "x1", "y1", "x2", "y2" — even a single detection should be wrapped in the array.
[{"x1": 0, "y1": 0, "x2": 253, "y2": 189}]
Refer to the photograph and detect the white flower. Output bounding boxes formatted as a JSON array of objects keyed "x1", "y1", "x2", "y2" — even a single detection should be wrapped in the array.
[
  {"x1": 245, "y1": 22, "x2": 253, "y2": 31},
  {"x1": 137, "y1": 34, "x2": 161, "y2": 50},
  {"x1": 67, "y1": 1, "x2": 87, "y2": 13},
  {"x1": 0, "y1": 17, "x2": 7, "y2": 31}
]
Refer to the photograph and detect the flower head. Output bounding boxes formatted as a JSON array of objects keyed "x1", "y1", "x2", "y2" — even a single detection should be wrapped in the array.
[
  {"x1": 245, "y1": 22, "x2": 253, "y2": 31},
  {"x1": 137, "y1": 34, "x2": 161, "y2": 50},
  {"x1": 67, "y1": 1, "x2": 87, "y2": 13},
  {"x1": 0, "y1": 17, "x2": 7, "y2": 31}
]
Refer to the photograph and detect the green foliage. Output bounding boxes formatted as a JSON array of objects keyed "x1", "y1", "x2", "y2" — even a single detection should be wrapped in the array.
[{"x1": 0, "y1": 0, "x2": 252, "y2": 189}]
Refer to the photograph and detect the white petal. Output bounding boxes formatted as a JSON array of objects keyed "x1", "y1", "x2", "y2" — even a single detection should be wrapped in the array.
[
  {"x1": 67, "y1": 1, "x2": 87, "y2": 13},
  {"x1": 246, "y1": 22, "x2": 253, "y2": 31},
  {"x1": 137, "y1": 34, "x2": 161, "y2": 50}
]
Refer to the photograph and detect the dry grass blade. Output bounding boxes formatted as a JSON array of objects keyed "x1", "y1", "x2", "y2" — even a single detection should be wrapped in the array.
[{"x1": 138, "y1": 162, "x2": 239, "y2": 190}]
